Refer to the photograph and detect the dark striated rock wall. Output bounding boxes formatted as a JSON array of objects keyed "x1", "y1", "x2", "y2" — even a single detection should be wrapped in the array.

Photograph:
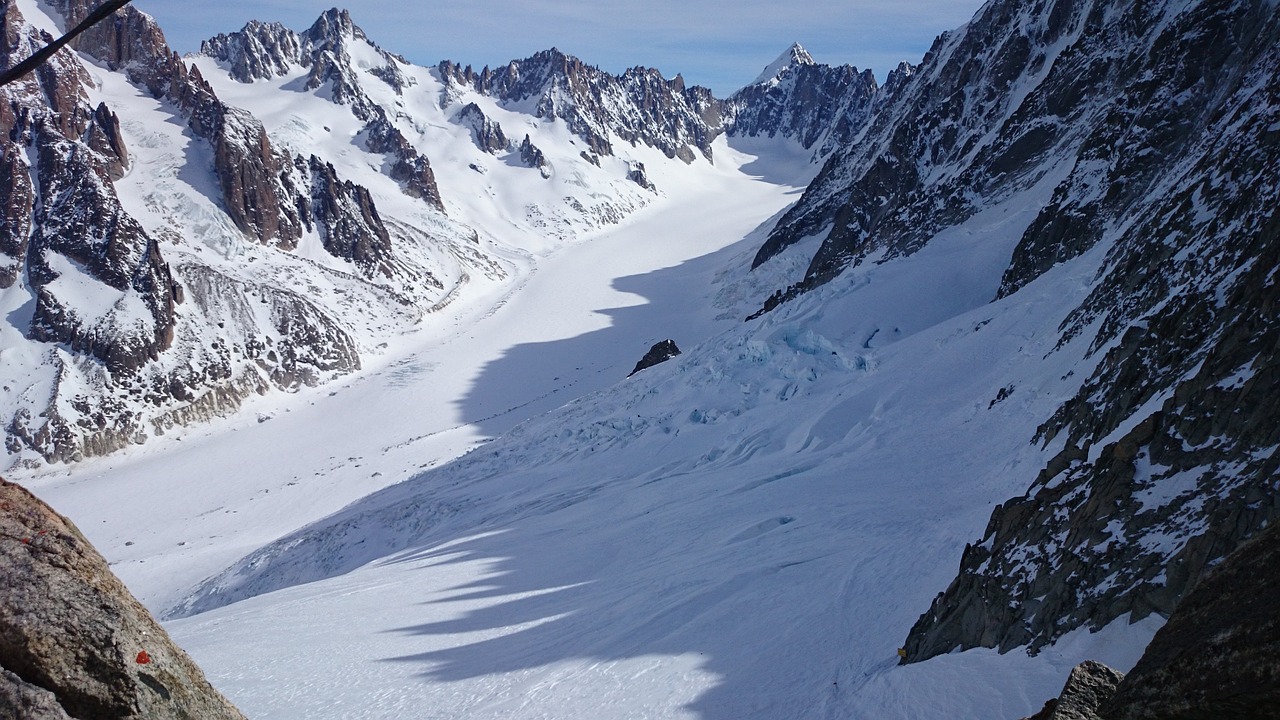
[
  {"x1": 1103, "y1": 522, "x2": 1280, "y2": 719},
  {"x1": 519, "y1": 133, "x2": 551, "y2": 176},
  {"x1": 0, "y1": 478, "x2": 246, "y2": 720},
  {"x1": 300, "y1": 154, "x2": 395, "y2": 278},
  {"x1": 902, "y1": 0, "x2": 1280, "y2": 662}
]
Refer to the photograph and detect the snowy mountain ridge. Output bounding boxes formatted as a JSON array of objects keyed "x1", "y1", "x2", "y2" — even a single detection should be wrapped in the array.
[{"x1": 1, "y1": 3, "x2": 880, "y2": 469}]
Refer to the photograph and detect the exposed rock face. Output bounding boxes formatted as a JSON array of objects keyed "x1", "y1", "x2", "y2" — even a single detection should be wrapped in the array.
[
  {"x1": 47, "y1": 0, "x2": 308, "y2": 248},
  {"x1": 200, "y1": 20, "x2": 301, "y2": 82},
  {"x1": 440, "y1": 50, "x2": 721, "y2": 163},
  {"x1": 1, "y1": 4, "x2": 177, "y2": 382},
  {"x1": 362, "y1": 106, "x2": 444, "y2": 208},
  {"x1": 0, "y1": 2, "x2": 404, "y2": 465},
  {"x1": 724, "y1": 43, "x2": 883, "y2": 157},
  {"x1": 299, "y1": 154, "x2": 394, "y2": 278},
  {"x1": 626, "y1": 161, "x2": 656, "y2": 192},
  {"x1": 1103, "y1": 521, "x2": 1280, "y2": 719},
  {"x1": 0, "y1": 137, "x2": 34, "y2": 289},
  {"x1": 24, "y1": 128, "x2": 177, "y2": 374},
  {"x1": 84, "y1": 102, "x2": 129, "y2": 180},
  {"x1": 753, "y1": 0, "x2": 1191, "y2": 283},
  {"x1": 0, "y1": 478, "x2": 246, "y2": 720},
  {"x1": 1018, "y1": 524, "x2": 1280, "y2": 719},
  {"x1": 457, "y1": 102, "x2": 508, "y2": 154},
  {"x1": 744, "y1": 0, "x2": 1280, "y2": 663},
  {"x1": 629, "y1": 339, "x2": 681, "y2": 376}
]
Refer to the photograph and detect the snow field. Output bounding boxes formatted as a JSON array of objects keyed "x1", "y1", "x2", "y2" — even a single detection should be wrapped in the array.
[{"x1": 162, "y1": 167, "x2": 1154, "y2": 717}]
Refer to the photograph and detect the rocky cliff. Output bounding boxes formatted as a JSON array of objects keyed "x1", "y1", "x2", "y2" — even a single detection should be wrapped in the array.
[
  {"x1": 1103, "y1": 520, "x2": 1280, "y2": 719},
  {"x1": 1022, "y1": 522, "x2": 1280, "y2": 720},
  {"x1": 900, "y1": 0, "x2": 1280, "y2": 662},
  {"x1": 0, "y1": 478, "x2": 245, "y2": 719},
  {"x1": 1, "y1": 1, "x2": 460, "y2": 466},
  {"x1": 747, "y1": 0, "x2": 1280, "y2": 663}
]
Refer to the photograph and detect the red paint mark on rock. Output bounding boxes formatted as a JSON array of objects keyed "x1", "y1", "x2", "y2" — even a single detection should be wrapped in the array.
[{"x1": 136, "y1": 650, "x2": 151, "y2": 665}]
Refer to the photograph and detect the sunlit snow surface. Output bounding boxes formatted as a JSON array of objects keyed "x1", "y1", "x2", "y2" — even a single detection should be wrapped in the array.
[{"x1": 10, "y1": 19, "x2": 1164, "y2": 718}]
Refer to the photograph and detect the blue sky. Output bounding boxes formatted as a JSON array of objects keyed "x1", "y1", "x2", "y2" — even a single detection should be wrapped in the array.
[{"x1": 133, "y1": 0, "x2": 984, "y2": 95}]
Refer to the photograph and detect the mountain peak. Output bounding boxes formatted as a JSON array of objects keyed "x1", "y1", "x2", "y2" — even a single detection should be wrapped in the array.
[
  {"x1": 750, "y1": 43, "x2": 816, "y2": 86},
  {"x1": 305, "y1": 7, "x2": 360, "y2": 46}
]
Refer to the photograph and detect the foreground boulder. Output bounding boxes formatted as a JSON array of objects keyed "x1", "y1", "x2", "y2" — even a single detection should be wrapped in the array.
[
  {"x1": 1025, "y1": 660, "x2": 1126, "y2": 720},
  {"x1": 0, "y1": 478, "x2": 245, "y2": 720}
]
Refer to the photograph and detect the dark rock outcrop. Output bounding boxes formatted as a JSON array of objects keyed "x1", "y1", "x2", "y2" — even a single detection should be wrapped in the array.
[
  {"x1": 1102, "y1": 521, "x2": 1280, "y2": 719},
  {"x1": 84, "y1": 102, "x2": 128, "y2": 179},
  {"x1": 629, "y1": 339, "x2": 681, "y2": 376},
  {"x1": 298, "y1": 154, "x2": 394, "y2": 278},
  {"x1": 0, "y1": 478, "x2": 246, "y2": 720},
  {"x1": 1019, "y1": 523, "x2": 1280, "y2": 719},
  {"x1": 520, "y1": 133, "x2": 551, "y2": 177},
  {"x1": 625, "y1": 161, "x2": 655, "y2": 192},
  {"x1": 457, "y1": 102, "x2": 508, "y2": 154},
  {"x1": 1049, "y1": 661, "x2": 1125, "y2": 720},
  {"x1": 362, "y1": 107, "x2": 444, "y2": 209},
  {"x1": 0, "y1": 139, "x2": 33, "y2": 289}
]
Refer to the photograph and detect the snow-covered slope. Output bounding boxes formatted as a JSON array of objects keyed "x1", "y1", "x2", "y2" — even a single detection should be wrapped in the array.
[
  {"x1": 747, "y1": 0, "x2": 1280, "y2": 667},
  {"x1": 6, "y1": 0, "x2": 1276, "y2": 718},
  {"x1": 153, "y1": 155, "x2": 1165, "y2": 720}
]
